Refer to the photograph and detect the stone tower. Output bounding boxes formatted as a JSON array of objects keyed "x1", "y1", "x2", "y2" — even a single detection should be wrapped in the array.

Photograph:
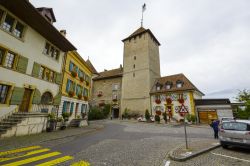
[{"x1": 121, "y1": 27, "x2": 161, "y2": 115}]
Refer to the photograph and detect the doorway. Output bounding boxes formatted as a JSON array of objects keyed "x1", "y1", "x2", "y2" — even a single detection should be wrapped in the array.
[
  {"x1": 19, "y1": 88, "x2": 33, "y2": 112},
  {"x1": 75, "y1": 103, "x2": 79, "y2": 118},
  {"x1": 113, "y1": 108, "x2": 119, "y2": 118}
]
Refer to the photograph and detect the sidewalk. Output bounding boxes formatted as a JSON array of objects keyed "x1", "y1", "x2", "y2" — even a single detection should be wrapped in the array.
[
  {"x1": 0, "y1": 122, "x2": 104, "y2": 151},
  {"x1": 169, "y1": 139, "x2": 220, "y2": 161}
]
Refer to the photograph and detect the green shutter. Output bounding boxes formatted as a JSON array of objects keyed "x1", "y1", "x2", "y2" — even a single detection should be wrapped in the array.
[
  {"x1": 32, "y1": 88, "x2": 41, "y2": 104},
  {"x1": 16, "y1": 55, "x2": 28, "y2": 73},
  {"x1": 53, "y1": 92, "x2": 62, "y2": 106},
  {"x1": 10, "y1": 87, "x2": 24, "y2": 105},
  {"x1": 55, "y1": 73, "x2": 62, "y2": 84},
  {"x1": 32, "y1": 62, "x2": 41, "y2": 77}
]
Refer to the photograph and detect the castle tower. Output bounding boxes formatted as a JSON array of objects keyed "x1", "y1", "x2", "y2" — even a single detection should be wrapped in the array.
[{"x1": 121, "y1": 27, "x2": 161, "y2": 115}]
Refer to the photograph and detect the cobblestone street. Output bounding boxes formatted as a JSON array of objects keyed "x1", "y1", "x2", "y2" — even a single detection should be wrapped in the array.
[{"x1": 1, "y1": 120, "x2": 249, "y2": 165}]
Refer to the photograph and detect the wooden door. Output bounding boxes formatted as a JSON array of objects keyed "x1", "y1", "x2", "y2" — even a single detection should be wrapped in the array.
[{"x1": 19, "y1": 88, "x2": 33, "y2": 112}]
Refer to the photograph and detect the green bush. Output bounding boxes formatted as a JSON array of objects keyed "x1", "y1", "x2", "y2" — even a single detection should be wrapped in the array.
[
  {"x1": 145, "y1": 109, "x2": 150, "y2": 121},
  {"x1": 155, "y1": 114, "x2": 160, "y2": 123},
  {"x1": 103, "y1": 104, "x2": 111, "y2": 118},
  {"x1": 236, "y1": 109, "x2": 250, "y2": 119},
  {"x1": 62, "y1": 112, "x2": 70, "y2": 121},
  {"x1": 186, "y1": 114, "x2": 196, "y2": 123},
  {"x1": 122, "y1": 108, "x2": 129, "y2": 119},
  {"x1": 88, "y1": 107, "x2": 105, "y2": 120},
  {"x1": 162, "y1": 112, "x2": 167, "y2": 122}
]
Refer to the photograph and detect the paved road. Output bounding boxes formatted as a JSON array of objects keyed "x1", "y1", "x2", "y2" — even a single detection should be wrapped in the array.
[{"x1": 1, "y1": 120, "x2": 249, "y2": 165}]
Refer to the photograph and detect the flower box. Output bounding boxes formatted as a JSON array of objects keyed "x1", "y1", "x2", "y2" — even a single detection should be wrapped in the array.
[
  {"x1": 78, "y1": 94, "x2": 82, "y2": 99},
  {"x1": 71, "y1": 71, "x2": 77, "y2": 77},
  {"x1": 166, "y1": 98, "x2": 172, "y2": 104},
  {"x1": 97, "y1": 94, "x2": 102, "y2": 97},
  {"x1": 155, "y1": 99, "x2": 161, "y2": 104},
  {"x1": 80, "y1": 77, "x2": 84, "y2": 82},
  {"x1": 68, "y1": 91, "x2": 75, "y2": 97},
  {"x1": 83, "y1": 96, "x2": 88, "y2": 101}
]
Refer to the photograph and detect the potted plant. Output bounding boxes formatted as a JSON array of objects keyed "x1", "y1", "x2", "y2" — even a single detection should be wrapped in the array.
[
  {"x1": 71, "y1": 70, "x2": 77, "y2": 77},
  {"x1": 68, "y1": 90, "x2": 75, "y2": 97},
  {"x1": 80, "y1": 76, "x2": 84, "y2": 82},
  {"x1": 166, "y1": 98, "x2": 172, "y2": 104},
  {"x1": 46, "y1": 113, "x2": 57, "y2": 132},
  {"x1": 62, "y1": 112, "x2": 70, "y2": 122},
  {"x1": 155, "y1": 114, "x2": 160, "y2": 123}
]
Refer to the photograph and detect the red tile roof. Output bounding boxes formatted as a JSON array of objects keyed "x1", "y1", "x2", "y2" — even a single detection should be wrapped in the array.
[{"x1": 150, "y1": 73, "x2": 204, "y2": 95}]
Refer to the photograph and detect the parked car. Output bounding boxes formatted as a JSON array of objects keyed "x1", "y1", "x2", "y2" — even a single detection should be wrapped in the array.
[
  {"x1": 220, "y1": 117, "x2": 235, "y2": 123},
  {"x1": 219, "y1": 120, "x2": 250, "y2": 149}
]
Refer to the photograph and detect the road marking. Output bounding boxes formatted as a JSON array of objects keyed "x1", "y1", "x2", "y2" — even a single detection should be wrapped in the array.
[
  {"x1": 211, "y1": 152, "x2": 250, "y2": 163},
  {"x1": 2, "y1": 152, "x2": 61, "y2": 166},
  {"x1": 71, "y1": 160, "x2": 90, "y2": 166},
  {"x1": 165, "y1": 160, "x2": 171, "y2": 166},
  {"x1": 0, "y1": 148, "x2": 50, "y2": 162},
  {"x1": 36, "y1": 156, "x2": 73, "y2": 166},
  {"x1": 0, "y1": 146, "x2": 41, "y2": 156}
]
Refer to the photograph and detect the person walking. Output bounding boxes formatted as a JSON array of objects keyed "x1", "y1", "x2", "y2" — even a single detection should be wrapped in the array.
[{"x1": 211, "y1": 119, "x2": 220, "y2": 139}]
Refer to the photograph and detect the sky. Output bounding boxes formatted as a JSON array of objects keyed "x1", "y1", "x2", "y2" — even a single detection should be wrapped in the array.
[{"x1": 31, "y1": 0, "x2": 250, "y2": 101}]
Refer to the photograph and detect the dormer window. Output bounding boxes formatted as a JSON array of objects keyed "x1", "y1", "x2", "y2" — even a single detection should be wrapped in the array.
[
  {"x1": 165, "y1": 81, "x2": 172, "y2": 90},
  {"x1": 156, "y1": 82, "x2": 162, "y2": 91},
  {"x1": 176, "y1": 80, "x2": 183, "y2": 88}
]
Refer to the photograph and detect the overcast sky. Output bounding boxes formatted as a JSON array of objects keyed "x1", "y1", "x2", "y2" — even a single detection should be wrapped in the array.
[{"x1": 31, "y1": 0, "x2": 250, "y2": 101}]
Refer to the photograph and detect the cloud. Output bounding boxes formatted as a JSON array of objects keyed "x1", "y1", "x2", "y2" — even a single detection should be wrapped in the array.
[{"x1": 30, "y1": 0, "x2": 250, "y2": 100}]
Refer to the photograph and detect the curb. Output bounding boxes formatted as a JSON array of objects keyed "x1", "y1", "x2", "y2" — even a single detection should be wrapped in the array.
[{"x1": 168, "y1": 143, "x2": 221, "y2": 161}]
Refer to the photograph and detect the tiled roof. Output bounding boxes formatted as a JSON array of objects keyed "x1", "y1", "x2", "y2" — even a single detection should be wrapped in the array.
[
  {"x1": 150, "y1": 73, "x2": 204, "y2": 95},
  {"x1": 86, "y1": 59, "x2": 98, "y2": 74},
  {"x1": 195, "y1": 99, "x2": 231, "y2": 105},
  {"x1": 93, "y1": 67, "x2": 123, "y2": 80},
  {"x1": 122, "y1": 27, "x2": 161, "y2": 45}
]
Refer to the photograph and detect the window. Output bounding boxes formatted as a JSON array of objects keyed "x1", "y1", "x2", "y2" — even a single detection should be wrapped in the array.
[
  {"x1": 133, "y1": 64, "x2": 135, "y2": 69},
  {"x1": 83, "y1": 88, "x2": 88, "y2": 97},
  {"x1": 43, "y1": 42, "x2": 60, "y2": 60},
  {"x1": 176, "y1": 80, "x2": 183, "y2": 88},
  {"x1": 0, "y1": 48, "x2": 5, "y2": 65},
  {"x1": 156, "y1": 82, "x2": 162, "y2": 91},
  {"x1": 0, "y1": 84, "x2": 10, "y2": 104},
  {"x1": 38, "y1": 66, "x2": 45, "y2": 79},
  {"x1": 165, "y1": 81, "x2": 172, "y2": 90},
  {"x1": 41, "y1": 92, "x2": 53, "y2": 104},
  {"x1": 49, "y1": 71, "x2": 55, "y2": 82},
  {"x1": 4, "y1": 52, "x2": 15, "y2": 68},
  {"x1": 112, "y1": 92, "x2": 118, "y2": 100},
  {"x1": 134, "y1": 56, "x2": 136, "y2": 60},
  {"x1": 13, "y1": 22, "x2": 24, "y2": 38},
  {"x1": 2, "y1": 14, "x2": 14, "y2": 32},
  {"x1": 66, "y1": 79, "x2": 72, "y2": 93},
  {"x1": 112, "y1": 84, "x2": 119, "y2": 91},
  {"x1": 76, "y1": 85, "x2": 82, "y2": 95},
  {"x1": 133, "y1": 72, "x2": 135, "y2": 77}
]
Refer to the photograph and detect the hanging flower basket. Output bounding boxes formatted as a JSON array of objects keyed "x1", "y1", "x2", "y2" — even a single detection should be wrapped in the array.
[
  {"x1": 178, "y1": 98, "x2": 184, "y2": 104},
  {"x1": 77, "y1": 94, "x2": 82, "y2": 99},
  {"x1": 156, "y1": 110, "x2": 162, "y2": 115},
  {"x1": 80, "y1": 77, "x2": 84, "y2": 82},
  {"x1": 83, "y1": 96, "x2": 88, "y2": 101},
  {"x1": 166, "y1": 98, "x2": 172, "y2": 104},
  {"x1": 155, "y1": 99, "x2": 161, "y2": 104},
  {"x1": 97, "y1": 93, "x2": 102, "y2": 97},
  {"x1": 71, "y1": 71, "x2": 77, "y2": 77},
  {"x1": 68, "y1": 91, "x2": 75, "y2": 97}
]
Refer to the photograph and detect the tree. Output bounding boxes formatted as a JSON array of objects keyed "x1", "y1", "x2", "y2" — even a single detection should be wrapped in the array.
[
  {"x1": 145, "y1": 109, "x2": 150, "y2": 121},
  {"x1": 235, "y1": 89, "x2": 250, "y2": 119}
]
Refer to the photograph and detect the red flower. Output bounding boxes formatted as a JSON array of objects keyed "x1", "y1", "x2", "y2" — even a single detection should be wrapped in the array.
[
  {"x1": 178, "y1": 98, "x2": 184, "y2": 104},
  {"x1": 166, "y1": 98, "x2": 172, "y2": 104},
  {"x1": 155, "y1": 99, "x2": 161, "y2": 104}
]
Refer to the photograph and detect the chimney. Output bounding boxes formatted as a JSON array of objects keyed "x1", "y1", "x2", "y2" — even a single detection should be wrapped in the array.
[
  {"x1": 60, "y1": 30, "x2": 66, "y2": 37},
  {"x1": 120, "y1": 64, "x2": 122, "y2": 69}
]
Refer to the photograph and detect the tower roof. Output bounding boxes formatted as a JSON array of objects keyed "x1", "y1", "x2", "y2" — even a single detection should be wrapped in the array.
[
  {"x1": 122, "y1": 27, "x2": 161, "y2": 46},
  {"x1": 86, "y1": 59, "x2": 98, "y2": 74}
]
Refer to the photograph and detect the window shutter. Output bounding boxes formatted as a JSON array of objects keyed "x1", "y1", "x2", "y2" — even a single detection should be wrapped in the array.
[
  {"x1": 10, "y1": 87, "x2": 24, "y2": 105},
  {"x1": 32, "y1": 62, "x2": 41, "y2": 77},
  {"x1": 32, "y1": 88, "x2": 41, "y2": 104},
  {"x1": 55, "y1": 73, "x2": 62, "y2": 84},
  {"x1": 53, "y1": 92, "x2": 61, "y2": 106},
  {"x1": 16, "y1": 55, "x2": 28, "y2": 73}
]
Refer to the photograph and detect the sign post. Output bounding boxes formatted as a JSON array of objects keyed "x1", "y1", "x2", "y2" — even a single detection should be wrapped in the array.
[{"x1": 184, "y1": 114, "x2": 188, "y2": 149}]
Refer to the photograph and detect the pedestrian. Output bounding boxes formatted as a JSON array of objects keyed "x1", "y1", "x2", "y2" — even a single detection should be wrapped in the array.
[{"x1": 210, "y1": 119, "x2": 219, "y2": 139}]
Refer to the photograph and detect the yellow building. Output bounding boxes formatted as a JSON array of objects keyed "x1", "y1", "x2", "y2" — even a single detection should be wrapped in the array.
[{"x1": 59, "y1": 51, "x2": 93, "y2": 120}]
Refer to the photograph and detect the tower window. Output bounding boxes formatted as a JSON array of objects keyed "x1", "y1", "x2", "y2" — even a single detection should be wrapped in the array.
[
  {"x1": 134, "y1": 56, "x2": 136, "y2": 60},
  {"x1": 176, "y1": 80, "x2": 184, "y2": 88},
  {"x1": 133, "y1": 64, "x2": 135, "y2": 69},
  {"x1": 133, "y1": 72, "x2": 135, "y2": 77}
]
